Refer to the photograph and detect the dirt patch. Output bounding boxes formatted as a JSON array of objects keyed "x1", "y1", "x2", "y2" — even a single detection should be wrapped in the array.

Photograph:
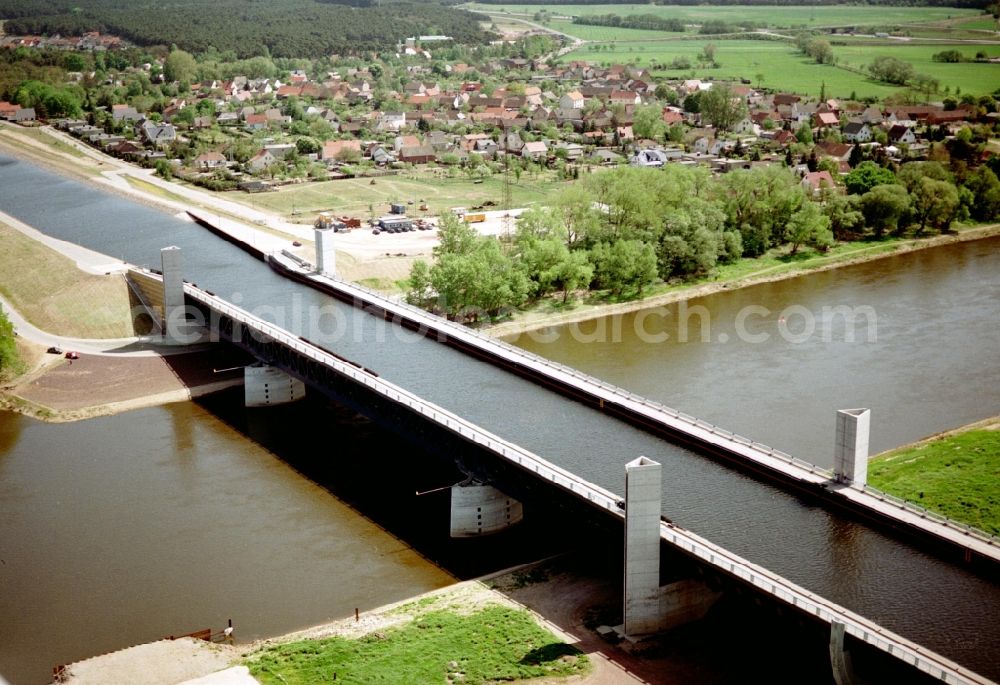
[
  {"x1": 58, "y1": 637, "x2": 241, "y2": 685},
  {"x1": 3, "y1": 345, "x2": 252, "y2": 422}
]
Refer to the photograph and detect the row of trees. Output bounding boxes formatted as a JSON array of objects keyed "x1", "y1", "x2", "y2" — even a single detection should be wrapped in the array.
[
  {"x1": 407, "y1": 159, "x2": 1000, "y2": 321},
  {"x1": 0, "y1": 309, "x2": 21, "y2": 382},
  {"x1": 572, "y1": 13, "x2": 685, "y2": 32}
]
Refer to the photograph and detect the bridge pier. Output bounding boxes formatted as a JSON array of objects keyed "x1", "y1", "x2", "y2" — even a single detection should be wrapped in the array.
[
  {"x1": 314, "y1": 227, "x2": 336, "y2": 276},
  {"x1": 449, "y1": 481, "x2": 523, "y2": 537},
  {"x1": 244, "y1": 364, "x2": 306, "y2": 407},
  {"x1": 161, "y1": 246, "x2": 189, "y2": 343},
  {"x1": 624, "y1": 456, "x2": 662, "y2": 637},
  {"x1": 829, "y1": 621, "x2": 860, "y2": 685},
  {"x1": 834, "y1": 408, "x2": 870, "y2": 485}
]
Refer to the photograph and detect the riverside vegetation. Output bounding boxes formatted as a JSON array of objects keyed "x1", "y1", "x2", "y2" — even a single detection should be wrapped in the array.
[{"x1": 406, "y1": 153, "x2": 1000, "y2": 321}]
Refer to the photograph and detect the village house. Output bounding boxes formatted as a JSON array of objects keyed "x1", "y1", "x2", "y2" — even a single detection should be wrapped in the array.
[
  {"x1": 193, "y1": 151, "x2": 228, "y2": 170},
  {"x1": 377, "y1": 111, "x2": 406, "y2": 133},
  {"x1": 399, "y1": 144, "x2": 436, "y2": 164},
  {"x1": 843, "y1": 122, "x2": 873, "y2": 143},
  {"x1": 248, "y1": 148, "x2": 278, "y2": 172},
  {"x1": 111, "y1": 104, "x2": 142, "y2": 122},
  {"x1": 135, "y1": 119, "x2": 176, "y2": 147},
  {"x1": 321, "y1": 139, "x2": 362, "y2": 161},
  {"x1": 520, "y1": 140, "x2": 548, "y2": 160},
  {"x1": 560, "y1": 90, "x2": 584, "y2": 110},
  {"x1": 801, "y1": 170, "x2": 836, "y2": 195},
  {"x1": 888, "y1": 124, "x2": 917, "y2": 145}
]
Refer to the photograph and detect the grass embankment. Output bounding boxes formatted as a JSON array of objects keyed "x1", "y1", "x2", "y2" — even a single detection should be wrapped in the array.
[
  {"x1": 869, "y1": 419, "x2": 1000, "y2": 536},
  {"x1": 246, "y1": 605, "x2": 587, "y2": 685},
  {"x1": 0, "y1": 222, "x2": 134, "y2": 338}
]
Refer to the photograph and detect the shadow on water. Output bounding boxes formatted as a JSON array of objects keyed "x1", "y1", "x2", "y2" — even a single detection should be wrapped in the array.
[{"x1": 194, "y1": 387, "x2": 582, "y2": 580}]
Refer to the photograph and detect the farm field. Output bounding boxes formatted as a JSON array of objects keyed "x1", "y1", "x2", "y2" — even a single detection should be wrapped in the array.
[
  {"x1": 548, "y1": 21, "x2": 683, "y2": 41},
  {"x1": 562, "y1": 39, "x2": 1000, "y2": 97},
  {"x1": 467, "y1": 4, "x2": 981, "y2": 29},
  {"x1": 232, "y1": 173, "x2": 570, "y2": 219}
]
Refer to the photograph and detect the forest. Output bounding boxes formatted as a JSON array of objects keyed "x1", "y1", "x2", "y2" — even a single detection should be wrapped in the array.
[{"x1": 0, "y1": 0, "x2": 493, "y2": 58}]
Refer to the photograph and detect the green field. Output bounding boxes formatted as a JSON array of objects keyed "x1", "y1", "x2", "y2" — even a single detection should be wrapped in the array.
[
  {"x1": 246, "y1": 606, "x2": 588, "y2": 685},
  {"x1": 235, "y1": 172, "x2": 570, "y2": 219},
  {"x1": 470, "y1": 4, "x2": 980, "y2": 29},
  {"x1": 561, "y1": 39, "x2": 1000, "y2": 98},
  {"x1": 954, "y1": 16, "x2": 1000, "y2": 31},
  {"x1": 869, "y1": 422, "x2": 1000, "y2": 536}
]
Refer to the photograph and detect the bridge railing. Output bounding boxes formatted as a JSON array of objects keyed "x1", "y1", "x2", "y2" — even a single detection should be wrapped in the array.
[
  {"x1": 855, "y1": 483, "x2": 1000, "y2": 547},
  {"x1": 188, "y1": 280, "x2": 993, "y2": 685}
]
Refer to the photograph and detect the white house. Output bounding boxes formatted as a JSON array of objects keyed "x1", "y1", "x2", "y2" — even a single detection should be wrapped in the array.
[{"x1": 843, "y1": 121, "x2": 873, "y2": 143}]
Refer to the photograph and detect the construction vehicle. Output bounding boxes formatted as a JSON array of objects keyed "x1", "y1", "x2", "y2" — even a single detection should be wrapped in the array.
[{"x1": 463, "y1": 213, "x2": 486, "y2": 224}]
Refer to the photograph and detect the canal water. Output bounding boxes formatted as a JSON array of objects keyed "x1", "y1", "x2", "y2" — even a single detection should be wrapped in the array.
[{"x1": 1, "y1": 155, "x2": 999, "y2": 679}]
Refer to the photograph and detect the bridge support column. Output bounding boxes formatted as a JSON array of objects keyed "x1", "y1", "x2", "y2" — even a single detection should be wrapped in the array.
[
  {"x1": 449, "y1": 481, "x2": 523, "y2": 537},
  {"x1": 244, "y1": 365, "x2": 306, "y2": 407},
  {"x1": 829, "y1": 621, "x2": 859, "y2": 685},
  {"x1": 834, "y1": 408, "x2": 870, "y2": 485},
  {"x1": 315, "y1": 227, "x2": 336, "y2": 276},
  {"x1": 161, "y1": 246, "x2": 188, "y2": 343},
  {"x1": 624, "y1": 456, "x2": 662, "y2": 637}
]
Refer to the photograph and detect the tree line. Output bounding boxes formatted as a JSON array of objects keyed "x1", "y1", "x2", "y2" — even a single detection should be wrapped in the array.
[
  {"x1": 571, "y1": 14, "x2": 685, "y2": 32},
  {"x1": 407, "y1": 157, "x2": 1000, "y2": 321},
  {"x1": 0, "y1": 0, "x2": 492, "y2": 58}
]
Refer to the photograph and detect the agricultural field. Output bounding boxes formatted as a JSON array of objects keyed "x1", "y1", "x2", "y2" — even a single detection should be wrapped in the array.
[
  {"x1": 562, "y1": 39, "x2": 1000, "y2": 98},
  {"x1": 467, "y1": 4, "x2": 982, "y2": 30},
  {"x1": 952, "y1": 16, "x2": 1000, "y2": 31},
  {"x1": 547, "y1": 21, "x2": 682, "y2": 41},
  {"x1": 234, "y1": 172, "x2": 570, "y2": 220}
]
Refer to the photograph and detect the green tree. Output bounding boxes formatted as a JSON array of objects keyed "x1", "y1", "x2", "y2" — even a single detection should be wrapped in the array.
[
  {"x1": 823, "y1": 193, "x2": 865, "y2": 240},
  {"x1": 806, "y1": 38, "x2": 835, "y2": 65},
  {"x1": 591, "y1": 240, "x2": 657, "y2": 297},
  {"x1": 910, "y1": 177, "x2": 959, "y2": 233},
  {"x1": 164, "y1": 48, "x2": 197, "y2": 83},
  {"x1": 785, "y1": 201, "x2": 834, "y2": 254},
  {"x1": 844, "y1": 161, "x2": 896, "y2": 195},
  {"x1": 405, "y1": 259, "x2": 433, "y2": 306},
  {"x1": 434, "y1": 212, "x2": 478, "y2": 257},
  {"x1": 699, "y1": 83, "x2": 747, "y2": 132},
  {"x1": 868, "y1": 56, "x2": 914, "y2": 85},
  {"x1": 632, "y1": 104, "x2": 667, "y2": 141},
  {"x1": 965, "y1": 167, "x2": 1000, "y2": 222},
  {"x1": 0, "y1": 307, "x2": 22, "y2": 380},
  {"x1": 861, "y1": 184, "x2": 910, "y2": 237}
]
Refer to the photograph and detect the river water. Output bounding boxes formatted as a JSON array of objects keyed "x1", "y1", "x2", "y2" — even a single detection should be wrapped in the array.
[
  {"x1": 1, "y1": 155, "x2": 999, "y2": 680},
  {"x1": 0, "y1": 399, "x2": 454, "y2": 685}
]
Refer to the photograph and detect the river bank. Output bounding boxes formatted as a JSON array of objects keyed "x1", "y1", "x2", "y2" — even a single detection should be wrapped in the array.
[{"x1": 487, "y1": 223, "x2": 1000, "y2": 338}]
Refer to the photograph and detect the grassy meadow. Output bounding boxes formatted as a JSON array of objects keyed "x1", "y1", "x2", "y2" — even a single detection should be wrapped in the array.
[
  {"x1": 470, "y1": 3, "x2": 981, "y2": 29},
  {"x1": 237, "y1": 172, "x2": 571, "y2": 219},
  {"x1": 869, "y1": 422, "x2": 1000, "y2": 536},
  {"x1": 563, "y1": 39, "x2": 1000, "y2": 98},
  {"x1": 246, "y1": 605, "x2": 588, "y2": 685}
]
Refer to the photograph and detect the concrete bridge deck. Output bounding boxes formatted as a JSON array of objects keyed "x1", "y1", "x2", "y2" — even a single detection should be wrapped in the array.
[
  {"x1": 266, "y1": 250, "x2": 1000, "y2": 568},
  {"x1": 127, "y1": 269, "x2": 995, "y2": 685}
]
